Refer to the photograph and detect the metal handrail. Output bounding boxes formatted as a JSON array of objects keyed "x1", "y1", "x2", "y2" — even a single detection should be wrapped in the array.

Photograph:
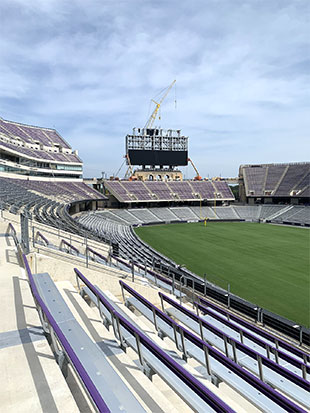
[
  {"x1": 59, "y1": 239, "x2": 79, "y2": 255},
  {"x1": 35, "y1": 231, "x2": 49, "y2": 247},
  {"x1": 86, "y1": 246, "x2": 108, "y2": 263},
  {"x1": 6, "y1": 222, "x2": 18, "y2": 245}
]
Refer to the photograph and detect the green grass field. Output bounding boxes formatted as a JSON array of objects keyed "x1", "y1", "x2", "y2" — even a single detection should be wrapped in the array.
[{"x1": 135, "y1": 222, "x2": 310, "y2": 327}]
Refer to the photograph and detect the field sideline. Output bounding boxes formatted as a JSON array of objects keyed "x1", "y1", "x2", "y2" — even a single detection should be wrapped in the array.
[{"x1": 135, "y1": 222, "x2": 309, "y2": 327}]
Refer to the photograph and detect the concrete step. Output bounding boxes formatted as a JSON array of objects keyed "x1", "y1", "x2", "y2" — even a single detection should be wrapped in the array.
[{"x1": 0, "y1": 228, "x2": 79, "y2": 413}]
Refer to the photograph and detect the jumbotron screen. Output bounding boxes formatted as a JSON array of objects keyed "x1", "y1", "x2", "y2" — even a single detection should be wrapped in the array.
[{"x1": 128, "y1": 149, "x2": 188, "y2": 166}]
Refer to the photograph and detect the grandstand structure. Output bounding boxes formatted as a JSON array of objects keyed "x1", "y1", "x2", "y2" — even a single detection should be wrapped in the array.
[
  {"x1": 0, "y1": 117, "x2": 309, "y2": 412},
  {"x1": 239, "y1": 162, "x2": 310, "y2": 205},
  {"x1": 0, "y1": 117, "x2": 82, "y2": 178},
  {"x1": 104, "y1": 179, "x2": 235, "y2": 206},
  {"x1": 0, "y1": 117, "x2": 106, "y2": 216}
]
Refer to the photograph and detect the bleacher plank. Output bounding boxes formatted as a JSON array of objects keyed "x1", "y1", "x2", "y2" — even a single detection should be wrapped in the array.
[{"x1": 32, "y1": 272, "x2": 149, "y2": 413}]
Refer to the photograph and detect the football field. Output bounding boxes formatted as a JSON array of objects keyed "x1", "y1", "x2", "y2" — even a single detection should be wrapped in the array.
[{"x1": 135, "y1": 222, "x2": 309, "y2": 327}]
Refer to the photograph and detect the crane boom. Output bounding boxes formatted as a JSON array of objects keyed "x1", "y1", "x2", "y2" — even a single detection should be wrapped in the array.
[
  {"x1": 188, "y1": 157, "x2": 202, "y2": 180},
  {"x1": 144, "y1": 80, "x2": 176, "y2": 129}
]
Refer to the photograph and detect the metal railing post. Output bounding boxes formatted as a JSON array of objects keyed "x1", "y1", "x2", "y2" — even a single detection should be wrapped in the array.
[
  {"x1": 223, "y1": 335, "x2": 229, "y2": 357},
  {"x1": 179, "y1": 275, "x2": 185, "y2": 305},
  {"x1": 231, "y1": 340, "x2": 237, "y2": 363},
  {"x1": 203, "y1": 345, "x2": 211, "y2": 376},
  {"x1": 160, "y1": 294, "x2": 165, "y2": 312},
  {"x1": 85, "y1": 240, "x2": 89, "y2": 268},
  {"x1": 131, "y1": 259, "x2": 134, "y2": 282},
  {"x1": 204, "y1": 273, "x2": 207, "y2": 297},
  {"x1": 134, "y1": 332, "x2": 143, "y2": 366},
  {"x1": 121, "y1": 283, "x2": 125, "y2": 303},
  {"x1": 299, "y1": 326, "x2": 303, "y2": 346},
  {"x1": 114, "y1": 314, "x2": 125, "y2": 349},
  {"x1": 179, "y1": 328, "x2": 187, "y2": 360},
  {"x1": 173, "y1": 324, "x2": 179, "y2": 350},
  {"x1": 227, "y1": 283, "x2": 231, "y2": 309},
  {"x1": 192, "y1": 279, "x2": 195, "y2": 308},
  {"x1": 257, "y1": 355, "x2": 264, "y2": 381},
  {"x1": 199, "y1": 319, "x2": 204, "y2": 340},
  {"x1": 152, "y1": 307, "x2": 158, "y2": 331}
]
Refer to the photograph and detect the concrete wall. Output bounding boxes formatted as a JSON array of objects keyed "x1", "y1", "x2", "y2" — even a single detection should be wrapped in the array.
[{"x1": 28, "y1": 252, "x2": 163, "y2": 307}]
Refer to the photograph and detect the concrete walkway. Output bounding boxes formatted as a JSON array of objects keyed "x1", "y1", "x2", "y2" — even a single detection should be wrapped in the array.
[{"x1": 0, "y1": 223, "x2": 78, "y2": 412}]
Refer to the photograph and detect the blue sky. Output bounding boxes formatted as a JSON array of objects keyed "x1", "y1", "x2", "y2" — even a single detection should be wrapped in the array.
[{"x1": 0, "y1": 0, "x2": 309, "y2": 178}]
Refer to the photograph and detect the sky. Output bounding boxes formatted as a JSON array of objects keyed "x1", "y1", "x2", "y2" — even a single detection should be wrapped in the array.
[{"x1": 0, "y1": 0, "x2": 309, "y2": 179}]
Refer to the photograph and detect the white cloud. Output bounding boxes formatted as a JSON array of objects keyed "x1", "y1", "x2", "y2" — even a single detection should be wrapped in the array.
[{"x1": 0, "y1": 0, "x2": 309, "y2": 178}]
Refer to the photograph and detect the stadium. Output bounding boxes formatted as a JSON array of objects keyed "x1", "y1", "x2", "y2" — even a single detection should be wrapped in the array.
[{"x1": 0, "y1": 111, "x2": 309, "y2": 413}]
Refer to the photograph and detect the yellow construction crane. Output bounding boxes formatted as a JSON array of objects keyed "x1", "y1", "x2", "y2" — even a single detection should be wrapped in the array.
[{"x1": 144, "y1": 80, "x2": 176, "y2": 129}]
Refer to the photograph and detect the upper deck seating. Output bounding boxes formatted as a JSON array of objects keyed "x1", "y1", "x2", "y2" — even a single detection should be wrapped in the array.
[
  {"x1": 275, "y1": 164, "x2": 309, "y2": 196},
  {"x1": 104, "y1": 180, "x2": 235, "y2": 203},
  {"x1": 0, "y1": 117, "x2": 71, "y2": 148},
  {"x1": 242, "y1": 166, "x2": 267, "y2": 196},
  {"x1": 241, "y1": 163, "x2": 310, "y2": 198},
  {"x1": 213, "y1": 181, "x2": 235, "y2": 198},
  {"x1": 143, "y1": 181, "x2": 172, "y2": 200},
  {"x1": 0, "y1": 117, "x2": 82, "y2": 163},
  {"x1": 167, "y1": 181, "x2": 195, "y2": 200},
  {"x1": 121, "y1": 181, "x2": 152, "y2": 201},
  {"x1": 189, "y1": 181, "x2": 216, "y2": 199}
]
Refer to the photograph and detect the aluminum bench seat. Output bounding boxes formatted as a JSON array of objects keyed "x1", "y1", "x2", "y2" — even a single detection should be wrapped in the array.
[
  {"x1": 75, "y1": 269, "x2": 233, "y2": 413},
  {"x1": 198, "y1": 297, "x2": 310, "y2": 366},
  {"x1": 32, "y1": 272, "x2": 147, "y2": 413},
  {"x1": 160, "y1": 294, "x2": 310, "y2": 408},
  {"x1": 195, "y1": 303, "x2": 309, "y2": 378},
  {"x1": 120, "y1": 282, "x2": 307, "y2": 413}
]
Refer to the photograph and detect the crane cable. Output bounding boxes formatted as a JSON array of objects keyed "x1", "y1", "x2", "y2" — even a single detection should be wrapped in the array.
[
  {"x1": 113, "y1": 158, "x2": 126, "y2": 178},
  {"x1": 175, "y1": 81, "x2": 177, "y2": 109}
]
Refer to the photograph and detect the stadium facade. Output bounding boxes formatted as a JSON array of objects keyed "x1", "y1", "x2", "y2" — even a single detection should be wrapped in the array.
[
  {"x1": 0, "y1": 116, "x2": 82, "y2": 179},
  {"x1": 0, "y1": 116, "x2": 106, "y2": 214}
]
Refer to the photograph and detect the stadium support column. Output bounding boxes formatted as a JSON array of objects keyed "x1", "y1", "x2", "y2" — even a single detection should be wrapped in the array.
[{"x1": 20, "y1": 213, "x2": 29, "y2": 254}]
